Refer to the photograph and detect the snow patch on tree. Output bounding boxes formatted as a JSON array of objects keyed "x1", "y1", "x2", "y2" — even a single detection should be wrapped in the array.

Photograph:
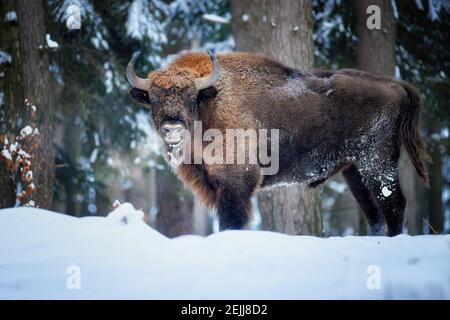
[
  {"x1": 1, "y1": 149, "x2": 12, "y2": 161},
  {"x1": 39, "y1": 34, "x2": 60, "y2": 50},
  {"x1": 391, "y1": 0, "x2": 399, "y2": 20},
  {"x1": 4, "y1": 11, "x2": 17, "y2": 22},
  {"x1": 0, "y1": 50, "x2": 12, "y2": 65},
  {"x1": 20, "y1": 126, "x2": 34, "y2": 136},
  {"x1": 202, "y1": 13, "x2": 230, "y2": 24},
  {"x1": 65, "y1": 4, "x2": 81, "y2": 29}
]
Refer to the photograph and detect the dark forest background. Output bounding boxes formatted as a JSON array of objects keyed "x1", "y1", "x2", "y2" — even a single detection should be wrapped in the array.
[{"x1": 0, "y1": 0, "x2": 449, "y2": 237}]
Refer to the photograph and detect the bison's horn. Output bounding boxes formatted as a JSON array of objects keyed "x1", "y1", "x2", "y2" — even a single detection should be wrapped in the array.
[
  {"x1": 127, "y1": 51, "x2": 152, "y2": 90},
  {"x1": 194, "y1": 49, "x2": 221, "y2": 91}
]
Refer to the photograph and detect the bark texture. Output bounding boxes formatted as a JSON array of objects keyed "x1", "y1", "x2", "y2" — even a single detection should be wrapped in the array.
[
  {"x1": 427, "y1": 142, "x2": 444, "y2": 233},
  {"x1": 0, "y1": 161, "x2": 15, "y2": 208},
  {"x1": 0, "y1": 0, "x2": 21, "y2": 208},
  {"x1": 16, "y1": 0, "x2": 54, "y2": 208},
  {"x1": 353, "y1": 0, "x2": 396, "y2": 75},
  {"x1": 231, "y1": 0, "x2": 314, "y2": 69}
]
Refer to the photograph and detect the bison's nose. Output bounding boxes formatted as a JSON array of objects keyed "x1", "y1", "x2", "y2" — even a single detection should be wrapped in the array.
[
  {"x1": 162, "y1": 121, "x2": 184, "y2": 133},
  {"x1": 161, "y1": 121, "x2": 185, "y2": 145}
]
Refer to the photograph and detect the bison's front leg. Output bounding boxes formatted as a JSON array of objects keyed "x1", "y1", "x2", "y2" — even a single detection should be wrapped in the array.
[{"x1": 210, "y1": 165, "x2": 260, "y2": 231}]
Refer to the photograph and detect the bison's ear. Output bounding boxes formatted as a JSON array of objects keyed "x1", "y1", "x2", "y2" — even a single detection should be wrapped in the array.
[{"x1": 129, "y1": 88, "x2": 151, "y2": 106}]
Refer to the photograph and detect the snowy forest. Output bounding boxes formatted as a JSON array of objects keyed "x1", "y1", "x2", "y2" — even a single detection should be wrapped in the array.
[
  {"x1": 0, "y1": 0, "x2": 450, "y2": 300},
  {"x1": 1, "y1": 0, "x2": 449, "y2": 237}
]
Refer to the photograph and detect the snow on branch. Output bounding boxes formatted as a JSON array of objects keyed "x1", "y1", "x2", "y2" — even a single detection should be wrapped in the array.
[
  {"x1": 126, "y1": 0, "x2": 167, "y2": 45},
  {"x1": 415, "y1": 0, "x2": 450, "y2": 21},
  {"x1": 54, "y1": 0, "x2": 109, "y2": 49},
  {"x1": 4, "y1": 11, "x2": 17, "y2": 22},
  {"x1": 0, "y1": 100, "x2": 40, "y2": 207},
  {"x1": 202, "y1": 13, "x2": 230, "y2": 24}
]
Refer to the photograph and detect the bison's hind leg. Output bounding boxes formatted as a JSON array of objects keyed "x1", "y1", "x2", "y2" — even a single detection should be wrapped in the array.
[
  {"x1": 342, "y1": 164, "x2": 385, "y2": 235},
  {"x1": 367, "y1": 166, "x2": 406, "y2": 236},
  {"x1": 350, "y1": 159, "x2": 406, "y2": 237}
]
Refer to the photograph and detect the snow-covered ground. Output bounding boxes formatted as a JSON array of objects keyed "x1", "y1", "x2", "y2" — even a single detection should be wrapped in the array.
[{"x1": 0, "y1": 204, "x2": 449, "y2": 299}]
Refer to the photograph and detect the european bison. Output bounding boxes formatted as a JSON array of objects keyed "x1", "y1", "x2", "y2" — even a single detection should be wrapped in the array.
[{"x1": 128, "y1": 50, "x2": 430, "y2": 236}]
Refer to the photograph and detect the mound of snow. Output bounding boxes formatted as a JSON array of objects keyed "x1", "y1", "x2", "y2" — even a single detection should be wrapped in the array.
[
  {"x1": 106, "y1": 202, "x2": 145, "y2": 225},
  {"x1": 0, "y1": 204, "x2": 449, "y2": 299}
]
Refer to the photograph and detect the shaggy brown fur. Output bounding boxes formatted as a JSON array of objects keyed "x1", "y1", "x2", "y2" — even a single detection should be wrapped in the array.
[{"x1": 129, "y1": 51, "x2": 430, "y2": 236}]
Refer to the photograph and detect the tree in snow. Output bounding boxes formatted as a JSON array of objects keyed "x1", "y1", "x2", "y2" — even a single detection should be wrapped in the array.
[
  {"x1": 1, "y1": 0, "x2": 448, "y2": 237},
  {"x1": 0, "y1": 101, "x2": 40, "y2": 206},
  {"x1": 16, "y1": 0, "x2": 54, "y2": 208}
]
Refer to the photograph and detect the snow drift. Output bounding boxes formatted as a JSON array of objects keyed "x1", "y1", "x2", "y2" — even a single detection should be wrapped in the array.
[{"x1": 0, "y1": 203, "x2": 449, "y2": 299}]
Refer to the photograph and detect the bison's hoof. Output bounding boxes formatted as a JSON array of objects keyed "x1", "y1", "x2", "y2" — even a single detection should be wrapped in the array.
[{"x1": 368, "y1": 221, "x2": 385, "y2": 236}]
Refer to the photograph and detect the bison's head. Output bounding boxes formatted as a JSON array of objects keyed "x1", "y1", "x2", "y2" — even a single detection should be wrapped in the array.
[{"x1": 127, "y1": 50, "x2": 220, "y2": 147}]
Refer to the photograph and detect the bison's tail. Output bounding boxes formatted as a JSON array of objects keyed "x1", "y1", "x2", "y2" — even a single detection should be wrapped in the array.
[{"x1": 399, "y1": 82, "x2": 431, "y2": 187}]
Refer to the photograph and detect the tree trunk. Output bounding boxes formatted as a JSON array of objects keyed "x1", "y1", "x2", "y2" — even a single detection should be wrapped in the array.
[
  {"x1": 60, "y1": 114, "x2": 82, "y2": 215},
  {"x1": 16, "y1": 0, "x2": 54, "y2": 208},
  {"x1": 399, "y1": 152, "x2": 428, "y2": 235},
  {"x1": 0, "y1": 0, "x2": 22, "y2": 208},
  {"x1": 0, "y1": 161, "x2": 15, "y2": 208},
  {"x1": 192, "y1": 198, "x2": 212, "y2": 236},
  {"x1": 231, "y1": 0, "x2": 322, "y2": 236},
  {"x1": 427, "y1": 142, "x2": 443, "y2": 233},
  {"x1": 231, "y1": 0, "x2": 314, "y2": 69},
  {"x1": 155, "y1": 169, "x2": 194, "y2": 238},
  {"x1": 0, "y1": 0, "x2": 24, "y2": 133},
  {"x1": 353, "y1": 0, "x2": 396, "y2": 75}
]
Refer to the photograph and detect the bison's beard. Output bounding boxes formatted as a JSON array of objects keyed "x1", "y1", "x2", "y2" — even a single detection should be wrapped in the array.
[{"x1": 164, "y1": 141, "x2": 185, "y2": 169}]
